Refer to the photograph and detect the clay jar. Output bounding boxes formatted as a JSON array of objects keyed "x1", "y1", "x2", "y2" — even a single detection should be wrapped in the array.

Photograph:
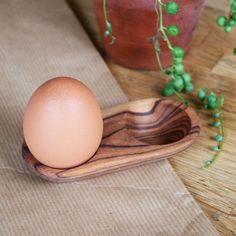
[{"x1": 93, "y1": 0, "x2": 206, "y2": 70}]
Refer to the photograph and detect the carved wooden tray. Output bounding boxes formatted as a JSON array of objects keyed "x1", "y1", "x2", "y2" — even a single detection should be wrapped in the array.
[{"x1": 22, "y1": 98, "x2": 200, "y2": 182}]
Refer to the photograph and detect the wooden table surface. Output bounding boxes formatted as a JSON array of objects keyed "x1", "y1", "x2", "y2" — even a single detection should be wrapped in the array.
[{"x1": 68, "y1": 0, "x2": 236, "y2": 235}]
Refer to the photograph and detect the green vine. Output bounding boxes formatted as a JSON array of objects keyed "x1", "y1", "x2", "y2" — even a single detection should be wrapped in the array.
[
  {"x1": 153, "y1": 0, "x2": 225, "y2": 168},
  {"x1": 103, "y1": 0, "x2": 116, "y2": 44},
  {"x1": 102, "y1": 0, "x2": 226, "y2": 168},
  {"x1": 216, "y1": 0, "x2": 236, "y2": 54}
]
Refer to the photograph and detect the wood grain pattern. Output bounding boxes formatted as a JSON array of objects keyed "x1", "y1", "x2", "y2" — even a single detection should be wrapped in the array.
[{"x1": 22, "y1": 98, "x2": 200, "y2": 182}]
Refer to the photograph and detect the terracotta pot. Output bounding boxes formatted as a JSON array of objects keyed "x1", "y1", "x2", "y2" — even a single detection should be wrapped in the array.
[{"x1": 93, "y1": 0, "x2": 206, "y2": 70}]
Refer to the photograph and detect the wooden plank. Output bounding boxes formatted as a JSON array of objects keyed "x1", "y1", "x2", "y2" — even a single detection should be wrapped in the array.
[{"x1": 68, "y1": 1, "x2": 236, "y2": 235}]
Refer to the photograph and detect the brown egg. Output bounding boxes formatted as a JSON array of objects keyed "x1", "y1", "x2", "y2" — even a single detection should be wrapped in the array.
[{"x1": 23, "y1": 77, "x2": 103, "y2": 168}]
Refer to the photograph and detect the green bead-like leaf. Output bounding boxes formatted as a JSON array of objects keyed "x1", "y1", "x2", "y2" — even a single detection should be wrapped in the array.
[
  {"x1": 165, "y1": 1, "x2": 179, "y2": 15},
  {"x1": 184, "y1": 83, "x2": 194, "y2": 92},
  {"x1": 224, "y1": 26, "x2": 232, "y2": 33},
  {"x1": 231, "y1": 1, "x2": 236, "y2": 11},
  {"x1": 212, "y1": 146, "x2": 220, "y2": 152},
  {"x1": 162, "y1": 86, "x2": 174, "y2": 96},
  {"x1": 173, "y1": 64, "x2": 185, "y2": 75},
  {"x1": 228, "y1": 19, "x2": 236, "y2": 26},
  {"x1": 214, "y1": 135, "x2": 223, "y2": 142},
  {"x1": 173, "y1": 57, "x2": 183, "y2": 65},
  {"x1": 106, "y1": 22, "x2": 112, "y2": 31},
  {"x1": 197, "y1": 89, "x2": 206, "y2": 101},
  {"x1": 182, "y1": 73, "x2": 192, "y2": 83},
  {"x1": 167, "y1": 25, "x2": 180, "y2": 36},
  {"x1": 212, "y1": 121, "x2": 221, "y2": 127},
  {"x1": 213, "y1": 112, "x2": 221, "y2": 118},
  {"x1": 104, "y1": 30, "x2": 110, "y2": 37},
  {"x1": 208, "y1": 101, "x2": 218, "y2": 109},
  {"x1": 172, "y1": 47, "x2": 184, "y2": 58},
  {"x1": 207, "y1": 92, "x2": 217, "y2": 104},
  {"x1": 204, "y1": 160, "x2": 213, "y2": 167},
  {"x1": 173, "y1": 78, "x2": 184, "y2": 91},
  {"x1": 216, "y1": 16, "x2": 227, "y2": 27}
]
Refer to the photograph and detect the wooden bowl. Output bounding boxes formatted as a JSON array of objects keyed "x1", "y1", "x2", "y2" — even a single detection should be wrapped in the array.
[{"x1": 22, "y1": 98, "x2": 200, "y2": 182}]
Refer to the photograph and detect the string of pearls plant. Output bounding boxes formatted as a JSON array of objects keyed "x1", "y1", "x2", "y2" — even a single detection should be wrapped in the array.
[
  {"x1": 103, "y1": 0, "x2": 116, "y2": 44},
  {"x1": 102, "y1": 0, "x2": 228, "y2": 168},
  {"x1": 216, "y1": 0, "x2": 236, "y2": 54}
]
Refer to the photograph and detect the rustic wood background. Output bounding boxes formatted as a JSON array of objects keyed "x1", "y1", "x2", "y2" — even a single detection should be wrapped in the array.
[{"x1": 67, "y1": 0, "x2": 236, "y2": 235}]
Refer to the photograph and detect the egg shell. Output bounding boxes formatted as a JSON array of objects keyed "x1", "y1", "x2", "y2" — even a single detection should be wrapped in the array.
[{"x1": 23, "y1": 77, "x2": 103, "y2": 168}]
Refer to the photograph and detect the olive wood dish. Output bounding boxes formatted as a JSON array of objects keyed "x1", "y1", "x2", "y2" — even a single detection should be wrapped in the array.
[{"x1": 22, "y1": 98, "x2": 200, "y2": 182}]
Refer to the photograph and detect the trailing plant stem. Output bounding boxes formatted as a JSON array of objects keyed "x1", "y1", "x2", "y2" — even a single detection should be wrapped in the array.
[
  {"x1": 103, "y1": 0, "x2": 108, "y2": 22},
  {"x1": 157, "y1": 0, "x2": 173, "y2": 50}
]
